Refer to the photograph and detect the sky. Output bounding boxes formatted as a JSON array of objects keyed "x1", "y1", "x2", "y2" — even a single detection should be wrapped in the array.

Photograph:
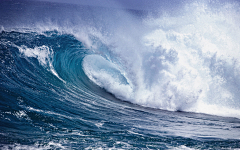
[{"x1": 35, "y1": 0, "x2": 183, "y2": 11}]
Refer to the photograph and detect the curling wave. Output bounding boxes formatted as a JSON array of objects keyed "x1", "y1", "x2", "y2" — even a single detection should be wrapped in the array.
[
  {"x1": 2, "y1": 1, "x2": 240, "y2": 119},
  {"x1": 1, "y1": 0, "x2": 240, "y2": 149}
]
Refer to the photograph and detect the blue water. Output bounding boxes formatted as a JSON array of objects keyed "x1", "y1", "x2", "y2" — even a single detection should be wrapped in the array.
[{"x1": 1, "y1": 0, "x2": 240, "y2": 149}]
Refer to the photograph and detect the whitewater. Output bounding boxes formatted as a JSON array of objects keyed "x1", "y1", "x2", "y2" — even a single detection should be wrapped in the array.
[{"x1": 0, "y1": 0, "x2": 240, "y2": 149}]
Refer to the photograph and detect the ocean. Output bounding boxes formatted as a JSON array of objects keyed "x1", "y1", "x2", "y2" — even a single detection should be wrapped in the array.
[{"x1": 0, "y1": 0, "x2": 240, "y2": 149}]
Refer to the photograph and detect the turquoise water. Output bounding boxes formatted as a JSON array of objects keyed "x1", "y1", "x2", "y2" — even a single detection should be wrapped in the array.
[{"x1": 1, "y1": 0, "x2": 240, "y2": 149}]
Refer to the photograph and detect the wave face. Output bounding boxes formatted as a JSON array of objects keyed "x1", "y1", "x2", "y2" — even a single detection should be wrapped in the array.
[{"x1": 1, "y1": 0, "x2": 240, "y2": 149}]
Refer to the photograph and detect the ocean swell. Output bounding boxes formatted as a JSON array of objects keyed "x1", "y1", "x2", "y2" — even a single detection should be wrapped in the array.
[{"x1": 1, "y1": 0, "x2": 240, "y2": 119}]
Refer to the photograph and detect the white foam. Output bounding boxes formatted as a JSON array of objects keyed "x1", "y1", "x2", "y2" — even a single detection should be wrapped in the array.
[
  {"x1": 0, "y1": 141, "x2": 67, "y2": 150},
  {"x1": 17, "y1": 45, "x2": 66, "y2": 83},
  {"x1": 136, "y1": 2, "x2": 240, "y2": 117},
  {"x1": 13, "y1": 0, "x2": 240, "y2": 118},
  {"x1": 18, "y1": 45, "x2": 52, "y2": 66},
  {"x1": 82, "y1": 54, "x2": 134, "y2": 101},
  {"x1": 81, "y1": 1, "x2": 240, "y2": 118}
]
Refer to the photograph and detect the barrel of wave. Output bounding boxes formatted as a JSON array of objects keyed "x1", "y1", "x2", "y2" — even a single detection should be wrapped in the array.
[{"x1": 82, "y1": 54, "x2": 134, "y2": 101}]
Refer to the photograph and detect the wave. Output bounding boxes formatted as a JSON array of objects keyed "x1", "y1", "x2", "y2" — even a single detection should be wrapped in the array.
[{"x1": 1, "y1": 0, "x2": 240, "y2": 119}]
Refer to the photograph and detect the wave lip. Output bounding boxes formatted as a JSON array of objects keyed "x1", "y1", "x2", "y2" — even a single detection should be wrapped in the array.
[{"x1": 1, "y1": 0, "x2": 240, "y2": 119}]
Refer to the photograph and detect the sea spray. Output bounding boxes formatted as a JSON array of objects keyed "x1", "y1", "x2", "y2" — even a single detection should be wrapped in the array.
[
  {"x1": 82, "y1": 54, "x2": 134, "y2": 100},
  {"x1": 80, "y1": 1, "x2": 240, "y2": 117},
  {"x1": 1, "y1": 0, "x2": 240, "y2": 149}
]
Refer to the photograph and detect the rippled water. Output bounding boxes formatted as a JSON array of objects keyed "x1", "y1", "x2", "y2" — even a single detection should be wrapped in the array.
[{"x1": 1, "y1": 0, "x2": 240, "y2": 149}]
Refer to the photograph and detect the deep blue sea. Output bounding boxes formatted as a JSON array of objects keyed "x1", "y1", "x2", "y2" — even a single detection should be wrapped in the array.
[{"x1": 1, "y1": 0, "x2": 240, "y2": 149}]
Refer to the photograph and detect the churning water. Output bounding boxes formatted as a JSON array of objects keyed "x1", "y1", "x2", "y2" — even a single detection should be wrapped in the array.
[{"x1": 0, "y1": 0, "x2": 240, "y2": 149}]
